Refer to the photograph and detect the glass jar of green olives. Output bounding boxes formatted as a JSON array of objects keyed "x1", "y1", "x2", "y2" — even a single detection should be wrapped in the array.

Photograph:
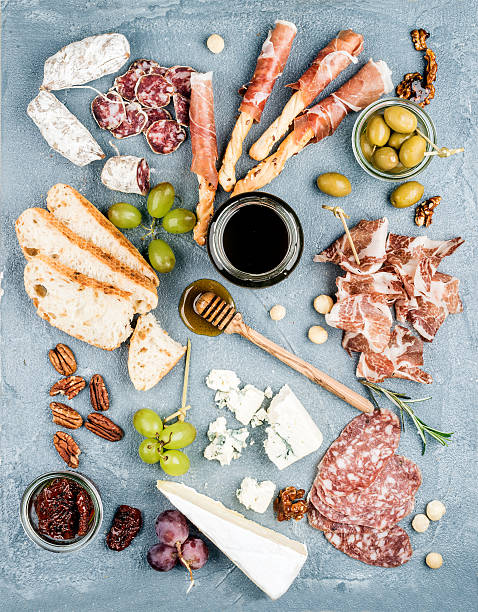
[{"x1": 352, "y1": 97, "x2": 436, "y2": 182}]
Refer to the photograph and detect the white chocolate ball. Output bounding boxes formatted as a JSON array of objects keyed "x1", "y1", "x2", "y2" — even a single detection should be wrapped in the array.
[
  {"x1": 207, "y1": 34, "x2": 225, "y2": 54},
  {"x1": 313, "y1": 294, "x2": 334, "y2": 314},
  {"x1": 308, "y1": 325, "x2": 328, "y2": 344},
  {"x1": 269, "y1": 304, "x2": 286, "y2": 321},
  {"x1": 412, "y1": 513, "x2": 430, "y2": 533},
  {"x1": 426, "y1": 500, "x2": 446, "y2": 521},
  {"x1": 426, "y1": 552, "x2": 443, "y2": 569}
]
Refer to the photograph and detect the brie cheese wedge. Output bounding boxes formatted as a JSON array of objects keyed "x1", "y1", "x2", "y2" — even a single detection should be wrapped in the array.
[{"x1": 157, "y1": 481, "x2": 307, "y2": 600}]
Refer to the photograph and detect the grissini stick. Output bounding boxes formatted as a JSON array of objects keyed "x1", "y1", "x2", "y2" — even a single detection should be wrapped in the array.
[
  {"x1": 218, "y1": 20, "x2": 297, "y2": 192},
  {"x1": 233, "y1": 59, "x2": 393, "y2": 195},
  {"x1": 195, "y1": 291, "x2": 374, "y2": 414},
  {"x1": 249, "y1": 29, "x2": 364, "y2": 161},
  {"x1": 189, "y1": 72, "x2": 219, "y2": 246}
]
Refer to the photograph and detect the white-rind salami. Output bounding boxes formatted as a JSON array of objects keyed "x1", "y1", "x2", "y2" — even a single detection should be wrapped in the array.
[
  {"x1": 145, "y1": 119, "x2": 186, "y2": 154},
  {"x1": 135, "y1": 74, "x2": 174, "y2": 108},
  {"x1": 27, "y1": 90, "x2": 105, "y2": 166},
  {"x1": 91, "y1": 91, "x2": 126, "y2": 130},
  {"x1": 110, "y1": 102, "x2": 147, "y2": 139},
  {"x1": 42, "y1": 33, "x2": 130, "y2": 91},
  {"x1": 144, "y1": 107, "x2": 171, "y2": 130},
  {"x1": 173, "y1": 93, "x2": 190, "y2": 126},
  {"x1": 165, "y1": 66, "x2": 196, "y2": 96},
  {"x1": 101, "y1": 155, "x2": 149, "y2": 195}
]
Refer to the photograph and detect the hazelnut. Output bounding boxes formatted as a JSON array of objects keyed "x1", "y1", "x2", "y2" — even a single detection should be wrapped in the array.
[
  {"x1": 412, "y1": 513, "x2": 430, "y2": 533},
  {"x1": 425, "y1": 552, "x2": 443, "y2": 569},
  {"x1": 426, "y1": 500, "x2": 446, "y2": 521},
  {"x1": 207, "y1": 34, "x2": 225, "y2": 54},
  {"x1": 313, "y1": 294, "x2": 334, "y2": 314},
  {"x1": 308, "y1": 325, "x2": 328, "y2": 344},
  {"x1": 269, "y1": 304, "x2": 286, "y2": 321}
]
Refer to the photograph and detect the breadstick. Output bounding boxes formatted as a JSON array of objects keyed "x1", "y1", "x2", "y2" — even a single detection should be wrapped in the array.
[
  {"x1": 193, "y1": 176, "x2": 216, "y2": 246},
  {"x1": 218, "y1": 112, "x2": 254, "y2": 192}
]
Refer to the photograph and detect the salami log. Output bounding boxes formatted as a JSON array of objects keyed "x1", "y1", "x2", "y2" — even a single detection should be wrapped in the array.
[
  {"x1": 165, "y1": 66, "x2": 195, "y2": 96},
  {"x1": 101, "y1": 156, "x2": 150, "y2": 195},
  {"x1": 145, "y1": 120, "x2": 186, "y2": 154},
  {"x1": 42, "y1": 33, "x2": 130, "y2": 91},
  {"x1": 144, "y1": 107, "x2": 172, "y2": 130},
  {"x1": 135, "y1": 74, "x2": 174, "y2": 108},
  {"x1": 91, "y1": 91, "x2": 126, "y2": 130},
  {"x1": 110, "y1": 102, "x2": 147, "y2": 139},
  {"x1": 27, "y1": 90, "x2": 105, "y2": 166}
]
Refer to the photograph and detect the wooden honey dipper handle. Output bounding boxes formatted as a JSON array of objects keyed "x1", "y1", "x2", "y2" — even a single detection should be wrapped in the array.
[{"x1": 195, "y1": 292, "x2": 373, "y2": 414}]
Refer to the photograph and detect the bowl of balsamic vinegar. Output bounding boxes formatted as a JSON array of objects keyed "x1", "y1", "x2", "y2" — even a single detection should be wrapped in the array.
[{"x1": 207, "y1": 192, "x2": 303, "y2": 288}]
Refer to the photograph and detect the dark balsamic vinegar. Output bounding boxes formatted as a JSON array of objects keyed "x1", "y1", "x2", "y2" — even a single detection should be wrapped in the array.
[{"x1": 221, "y1": 204, "x2": 289, "y2": 274}]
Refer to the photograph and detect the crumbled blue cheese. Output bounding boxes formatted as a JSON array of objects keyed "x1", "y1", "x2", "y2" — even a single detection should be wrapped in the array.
[
  {"x1": 208, "y1": 370, "x2": 267, "y2": 426},
  {"x1": 264, "y1": 385, "x2": 323, "y2": 470},
  {"x1": 204, "y1": 417, "x2": 249, "y2": 466},
  {"x1": 250, "y1": 407, "x2": 268, "y2": 428},
  {"x1": 206, "y1": 369, "x2": 241, "y2": 392},
  {"x1": 264, "y1": 386, "x2": 273, "y2": 399},
  {"x1": 236, "y1": 477, "x2": 276, "y2": 513}
]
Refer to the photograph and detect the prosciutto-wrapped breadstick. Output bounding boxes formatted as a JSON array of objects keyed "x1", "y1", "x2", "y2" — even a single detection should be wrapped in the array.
[
  {"x1": 249, "y1": 30, "x2": 364, "y2": 161},
  {"x1": 189, "y1": 72, "x2": 218, "y2": 246},
  {"x1": 218, "y1": 20, "x2": 297, "y2": 192},
  {"x1": 233, "y1": 60, "x2": 393, "y2": 195}
]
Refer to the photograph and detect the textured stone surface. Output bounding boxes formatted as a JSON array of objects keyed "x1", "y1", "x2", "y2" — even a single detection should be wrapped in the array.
[{"x1": 1, "y1": 1, "x2": 477, "y2": 610}]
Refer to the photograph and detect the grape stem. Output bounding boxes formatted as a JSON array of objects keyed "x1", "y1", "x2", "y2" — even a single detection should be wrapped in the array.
[{"x1": 176, "y1": 541, "x2": 195, "y2": 590}]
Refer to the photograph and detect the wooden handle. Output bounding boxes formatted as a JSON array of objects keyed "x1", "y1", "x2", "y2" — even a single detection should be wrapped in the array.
[{"x1": 227, "y1": 314, "x2": 373, "y2": 414}]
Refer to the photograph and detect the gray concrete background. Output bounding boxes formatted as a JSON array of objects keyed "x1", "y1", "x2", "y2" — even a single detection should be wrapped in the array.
[{"x1": 1, "y1": 1, "x2": 477, "y2": 610}]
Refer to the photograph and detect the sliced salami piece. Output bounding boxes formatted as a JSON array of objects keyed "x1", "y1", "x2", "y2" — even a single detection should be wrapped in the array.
[
  {"x1": 150, "y1": 65, "x2": 169, "y2": 77},
  {"x1": 110, "y1": 102, "x2": 147, "y2": 139},
  {"x1": 143, "y1": 107, "x2": 171, "y2": 130},
  {"x1": 173, "y1": 93, "x2": 190, "y2": 126},
  {"x1": 316, "y1": 410, "x2": 400, "y2": 500},
  {"x1": 145, "y1": 120, "x2": 186, "y2": 154},
  {"x1": 114, "y1": 67, "x2": 144, "y2": 101},
  {"x1": 165, "y1": 66, "x2": 196, "y2": 96},
  {"x1": 101, "y1": 155, "x2": 149, "y2": 195},
  {"x1": 135, "y1": 73, "x2": 174, "y2": 108},
  {"x1": 129, "y1": 59, "x2": 160, "y2": 73},
  {"x1": 324, "y1": 524, "x2": 412, "y2": 568},
  {"x1": 91, "y1": 91, "x2": 126, "y2": 130}
]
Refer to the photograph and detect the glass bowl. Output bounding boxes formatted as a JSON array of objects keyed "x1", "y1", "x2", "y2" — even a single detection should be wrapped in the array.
[
  {"x1": 352, "y1": 97, "x2": 437, "y2": 181},
  {"x1": 20, "y1": 471, "x2": 103, "y2": 553}
]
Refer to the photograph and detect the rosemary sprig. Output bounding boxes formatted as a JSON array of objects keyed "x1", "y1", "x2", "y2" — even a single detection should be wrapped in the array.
[{"x1": 359, "y1": 380, "x2": 453, "y2": 455}]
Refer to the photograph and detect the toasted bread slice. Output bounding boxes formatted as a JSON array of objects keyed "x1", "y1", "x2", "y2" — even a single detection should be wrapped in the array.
[
  {"x1": 24, "y1": 255, "x2": 134, "y2": 350},
  {"x1": 16, "y1": 208, "x2": 157, "y2": 314},
  {"x1": 128, "y1": 313, "x2": 186, "y2": 391},
  {"x1": 47, "y1": 184, "x2": 159, "y2": 287}
]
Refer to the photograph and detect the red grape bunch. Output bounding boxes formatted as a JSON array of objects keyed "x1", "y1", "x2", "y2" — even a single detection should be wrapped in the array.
[{"x1": 147, "y1": 510, "x2": 209, "y2": 590}]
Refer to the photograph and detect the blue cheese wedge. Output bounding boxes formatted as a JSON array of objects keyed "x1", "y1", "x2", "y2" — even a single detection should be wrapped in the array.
[
  {"x1": 236, "y1": 477, "x2": 276, "y2": 513},
  {"x1": 157, "y1": 481, "x2": 307, "y2": 600},
  {"x1": 217, "y1": 384, "x2": 266, "y2": 425},
  {"x1": 264, "y1": 385, "x2": 323, "y2": 470},
  {"x1": 204, "y1": 417, "x2": 249, "y2": 466},
  {"x1": 206, "y1": 369, "x2": 241, "y2": 392}
]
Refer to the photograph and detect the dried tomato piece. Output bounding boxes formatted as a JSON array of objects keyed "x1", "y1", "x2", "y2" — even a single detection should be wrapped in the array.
[
  {"x1": 77, "y1": 488, "x2": 95, "y2": 536},
  {"x1": 106, "y1": 505, "x2": 142, "y2": 551},
  {"x1": 273, "y1": 486, "x2": 308, "y2": 522}
]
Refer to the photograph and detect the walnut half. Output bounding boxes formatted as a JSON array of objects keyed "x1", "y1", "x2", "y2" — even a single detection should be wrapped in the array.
[{"x1": 415, "y1": 196, "x2": 441, "y2": 227}]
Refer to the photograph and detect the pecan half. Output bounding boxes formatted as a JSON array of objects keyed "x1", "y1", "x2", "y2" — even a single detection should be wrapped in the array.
[
  {"x1": 50, "y1": 376, "x2": 86, "y2": 400},
  {"x1": 89, "y1": 374, "x2": 109, "y2": 411},
  {"x1": 424, "y1": 48, "x2": 438, "y2": 87},
  {"x1": 50, "y1": 402, "x2": 83, "y2": 429},
  {"x1": 85, "y1": 413, "x2": 124, "y2": 442},
  {"x1": 48, "y1": 344, "x2": 77, "y2": 376},
  {"x1": 53, "y1": 431, "x2": 81, "y2": 468},
  {"x1": 396, "y1": 72, "x2": 433, "y2": 107},
  {"x1": 411, "y1": 28, "x2": 429, "y2": 51},
  {"x1": 415, "y1": 196, "x2": 441, "y2": 227}
]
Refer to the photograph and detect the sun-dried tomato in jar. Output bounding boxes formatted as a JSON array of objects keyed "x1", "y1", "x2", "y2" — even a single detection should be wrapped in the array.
[{"x1": 274, "y1": 486, "x2": 308, "y2": 522}]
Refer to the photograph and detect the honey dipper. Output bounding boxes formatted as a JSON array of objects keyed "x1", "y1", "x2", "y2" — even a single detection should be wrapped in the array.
[{"x1": 195, "y1": 292, "x2": 374, "y2": 413}]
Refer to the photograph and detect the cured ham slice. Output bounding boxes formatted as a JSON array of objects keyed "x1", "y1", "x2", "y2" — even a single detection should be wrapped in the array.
[
  {"x1": 218, "y1": 20, "x2": 296, "y2": 191},
  {"x1": 232, "y1": 59, "x2": 392, "y2": 194},
  {"x1": 326, "y1": 293, "x2": 392, "y2": 353},
  {"x1": 336, "y1": 270, "x2": 404, "y2": 303},
  {"x1": 315, "y1": 218, "x2": 389, "y2": 275},
  {"x1": 189, "y1": 72, "x2": 218, "y2": 246}
]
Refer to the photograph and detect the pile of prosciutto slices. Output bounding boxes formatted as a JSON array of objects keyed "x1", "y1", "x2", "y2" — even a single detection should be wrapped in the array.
[
  {"x1": 315, "y1": 218, "x2": 464, "y2": 383},
  {"x1": 91, "y1": 60, "x2": 195, "y2": 154}
]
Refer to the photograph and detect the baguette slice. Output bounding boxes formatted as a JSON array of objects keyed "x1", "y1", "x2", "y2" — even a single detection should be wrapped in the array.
[
  {"x1": 16, "y1": 208, "x2": 157, "y2": 314},
  {"x1": 47, "y1": 183, "x2": 159, "y2": 287},
  {"x1": 128, "y1": 313, "x2": 186, "y2": 391},
  {"x1": 24, "y1": 254, "x2": 134, "y2": 350}
]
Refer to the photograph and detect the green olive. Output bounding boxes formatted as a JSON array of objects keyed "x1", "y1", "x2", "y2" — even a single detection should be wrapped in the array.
[
  {"x1": 383, "y1": 106, "x2": 417, "y2": 133},
  {"x1": 162, "y1": 208, "x2": 196, "y2": 234},
  {"x1": 372, "y1": 147, "x2": 399, "y2": 171},
  {"x1": 147, "y1": 182, "x2": 175, "y2": 218},
  {"x1": 316, "y1": 172, "x2": 351, "y2": 197},
  {"x1": 390, "y1": 181, "x2": 425, "y2": 208},
  {"x1": 399, "y1": 135, "x2": 427, "y2": 168},
  {"x1": 388, "y1": 131, "x2": 412, "y2": 149},
  {"x1": 107, "y1": 202, "x2": 142, "y2": 229},
  {"x1": 148, "y1": 239, "x2": 176, "y2": 273},
  {"x1": 388, "y1": 162, "x2": 407, "y2": 174},
  {"x1": 366, "y1": 115, "x2": 390, "y2": 146},
  {"x1": 360, "y1": 131, "x2": 375, "y2": 162}
]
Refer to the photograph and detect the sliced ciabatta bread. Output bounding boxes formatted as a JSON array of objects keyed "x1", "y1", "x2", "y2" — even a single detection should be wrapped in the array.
[
  {"x1": 128, "y1": 313, "x2": 186, "y2": 391},
  {"x1": 46, "y1": 184, "x2": 159, "y2": 287},
  {"x1": 24, "y1": 254, "x2": 134, "y2": 350},
  {"x1": 16, "y1": 208, "x2": 157, "y2": 314}
]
